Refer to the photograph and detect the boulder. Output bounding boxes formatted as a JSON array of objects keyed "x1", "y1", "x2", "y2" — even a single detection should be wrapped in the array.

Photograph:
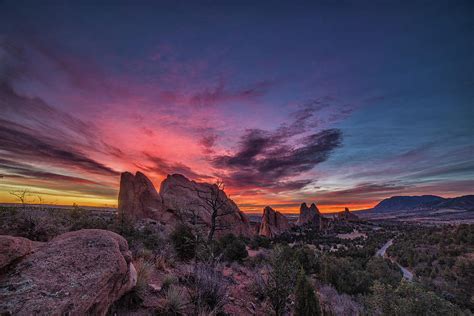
[
  {"x1": 0, "y1": 235, "x2": 36, "y2": 269},
  {"x1": 0, "y1": 229, "x2": 136, "y2": 316},
  {"x1": 258, "y1": 206, "x2": 291, "y2": 238},
  {"x1": 118, "y1": 171, "x2": 164, "y2": 221},
  {"x1": 160, "y1": 174, "x2": 253, "y2": 237},
  {"x1": 296, "y1": 202, "x2": 321, "y2": 226}
]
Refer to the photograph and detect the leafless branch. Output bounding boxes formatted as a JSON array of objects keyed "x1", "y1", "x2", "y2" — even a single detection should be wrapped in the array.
[{"x1": 9, "y1": 188, "x2": 31, "y2": 209}]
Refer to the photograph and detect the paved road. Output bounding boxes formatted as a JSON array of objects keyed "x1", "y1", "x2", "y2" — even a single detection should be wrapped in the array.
[
  {"x1": 397, "y1": 263, "x2": 413, "y2": 281},
  {"x1": 376, "y1": 239, "x2": 413, "y2": 281},
  {"x1": 376, "y1": 239, "x2": 393, "y2": 256}
]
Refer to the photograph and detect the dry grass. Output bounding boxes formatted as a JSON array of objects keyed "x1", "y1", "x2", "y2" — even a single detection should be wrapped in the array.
[
  {"x1": 159, "y1": 285, "x2": 188, "y2": 315},
  {"x1": 155, "y1": 247, "x2": 176, "y2": 271},
  {"x1": 162, "y1": 275, "x2": 178, "y2": 291},
  {"x1": 134, "y1": 258, "x2": 153, "y2": 295},
  {"x1": 186, "y1": 263, "x2": 228, "y2": 314}
]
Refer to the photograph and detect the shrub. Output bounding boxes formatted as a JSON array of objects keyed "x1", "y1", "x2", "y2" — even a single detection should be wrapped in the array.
[
  {"x1": 265, "y1": 245, "x2": 299, "y2": 315},
  {"x1": 294, "y1": 245, "x2": 320, "y2": 274},
  {"x1": 155, "y1": 248, "x2": 175, "y2": 271},
  {"x1": 195, "y1": 242, "x2": 214, "y2": 262},
  {"x1": 366, "y1": 257, "x2": 402, "y2": 286},
  {"x1": 186, "y1": 263, "x2": 228, "y2": 314},
  {"x1": 13, "y1": 211, "x2": 61, "y2": 241},
  {"x1": 136, "y1": 248, "x2": 154, "y2": 261},
  {"x1": 365, "y1": 281, "x2": 462, "y2": 315},
  {"x1": 114, "y1": 220, "x2": 163, "y2": 257},
  {"x1": 246, "y1": 251, "x2": 269, "y2": 268},
  {"x1": 162, "y1": 275, "x2": 178, "y2": 291},
  {"x1": 249, "y1": 235, "x2": 271, "y2": 250},
  {"x1": 159, "y1": 285, "x2": 188, "y2": 315},
  {"x1": 251, "y1": 270, "x2": 267, "y2": 301},
  {"x1": 134, "y1": 259, "x2": 153, "y2": 296},
  {"x1": 170, "y1": 224, "x2": 196, "y2": 261},
  {"x1": 319, "y1": 255, "x2": 372, "y2": 295},
  {"x1": 111, "y1": 259, "x2": 153, "y2": 311},
  {"x1": 294, "y1": 268, "x2": 321, "y2": 316},
  {"x1": 218, "y1": 234, "x2": 248, "y2": 262}
]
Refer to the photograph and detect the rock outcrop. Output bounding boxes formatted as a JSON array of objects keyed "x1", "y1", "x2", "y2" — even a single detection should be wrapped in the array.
[
  {"x1": 118, "y1": 171, "x2": 164, "y2": 220},
  {"x1": 160, "y1": 174, "x2": 253, "y2": 237},
  {"x1": 337, "y1": 207, "x2": 359, "y2": 221},
  {"x1": 118, "y1": 171, "x2": 253, "y2": 237},
  {"x1": 0, "y1": 229, "x2": 136, "y2": 316},
  {"x1": 258, "y1": 206, "x2": 291, "y2": 238},
  {"x1": 296, "y1": 202, "x2": 321, "y2": 226},
  {"x1": 0, "y1": 235, "x2": 36, "y2": 269}
]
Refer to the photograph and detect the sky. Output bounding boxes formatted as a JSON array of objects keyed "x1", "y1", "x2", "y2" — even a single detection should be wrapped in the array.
[{"x1": 0, "y1": 1, "x2": 473, "y2": 213}]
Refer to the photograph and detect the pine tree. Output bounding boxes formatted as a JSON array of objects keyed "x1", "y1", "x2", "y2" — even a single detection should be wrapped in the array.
[{"x1": 294, "y1": 268, "x2": 321, "y2": 316}]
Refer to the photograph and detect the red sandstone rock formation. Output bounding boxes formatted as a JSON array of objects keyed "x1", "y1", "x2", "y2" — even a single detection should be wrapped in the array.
[
  {"x1": 0, "y1": 229, "x2": 136, "y2": 316},
  {"x1": 118, "y1": 172, "x2": 253, "y2": 237},
  {"x1": 296, "y1": 202, "x2": 321, "y2": 226},
  {"x1": 258, "y1": 206, "x2": 291, "y2": 238},
  {"x1": 337, "y1": 207, "x2": 359, "y2": 221},
  {"x1": 118, "y1": 171, "x2": 164, "y2": 220}
]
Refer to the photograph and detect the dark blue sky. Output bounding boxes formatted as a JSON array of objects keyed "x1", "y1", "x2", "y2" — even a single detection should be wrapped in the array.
[{"x1": 0, "y1": 1, "x2": 473, "y2": 211}]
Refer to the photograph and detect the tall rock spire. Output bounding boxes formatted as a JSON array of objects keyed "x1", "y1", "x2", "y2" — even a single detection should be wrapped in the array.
[
  {"x1": 296, "y1": 202, "x2": 321, "y2": 226},
  {"x1": 258, "y1": 206, "x2": 291, "y2": 238}
]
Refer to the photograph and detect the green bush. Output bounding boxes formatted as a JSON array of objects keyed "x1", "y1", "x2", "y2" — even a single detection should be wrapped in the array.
[
  {"x1": 248, "y1": 235, "x2": 271, "y2": 250},
  {"x1": 162, "y1": 275, "x2": 178, "y2": 291},
  {"x1": 113, "y1": 220, "x2": 162, "y2": 256},
  {"x1": 159, "y1": 285, "x2": 188, "y2": 315},
  {"x1": 366, "y1": 257, "x2": 402, "y2": 286},
  {"x1": 319, "y1": 255, "x2": 371, "y2": 295},
  {"x1": 170, "y1": 224, "x2": 196, "y2": 261},
  {"x1": 294, "y1": 268, "x2": 321, "y2": 316},
  {"x1": 294, "y1": 245, "x2": 320, "y2": 274},
  {"x1": 217, "y1": 234, "x2": 248, "y2": 262},
  {"x1": 265, "y1": 245, "x2": 299, "y2": 315},
  {"x1": 365, "y1": 281, "x2": 462, "y2": 315}
]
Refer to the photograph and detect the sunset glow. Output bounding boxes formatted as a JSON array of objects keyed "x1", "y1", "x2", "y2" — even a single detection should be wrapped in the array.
[{"x1": 1, "y1": 2, "x2": 473, "y2": 214}]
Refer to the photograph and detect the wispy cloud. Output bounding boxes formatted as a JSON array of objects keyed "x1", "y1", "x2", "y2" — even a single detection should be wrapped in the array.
[
  {"x1": 139, "y1": 153, "x2": 212, "y2": 181},
  {"x1": 0, "y1": 158, "x2": 101, "y2": 185},
  {"x1": 0, "y1": 119, "x2": 119, "y2": 177},
  {"x1": 211, "y1": 101, "x2": 344, "y2": 191}
]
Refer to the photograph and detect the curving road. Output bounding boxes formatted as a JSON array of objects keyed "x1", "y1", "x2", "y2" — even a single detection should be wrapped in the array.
[
  {"x1": 376, "y1": 239, "x2": 393, "y2": 256},
  {"x1": 376, "y1": 239, "x2": 414, "y2": 281}
]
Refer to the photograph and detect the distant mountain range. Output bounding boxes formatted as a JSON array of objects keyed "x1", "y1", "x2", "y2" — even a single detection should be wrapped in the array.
[{"x1": 372, "y1": 195, "x2": 474, "y2": 212}]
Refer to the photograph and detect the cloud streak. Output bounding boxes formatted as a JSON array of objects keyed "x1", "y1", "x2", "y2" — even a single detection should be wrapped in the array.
[
  {"x1": 0, "y1": 118, "x2": 119, "y2": 177},
  {"x1": 212, "y1": 105, "x2": 343, "y2": 191},
  {"x1": 139, "y1": 154, "x2": 212, "y2": 181},
  {"x1": 0, "y1": 158, "x2": 101, "y2": 185}
]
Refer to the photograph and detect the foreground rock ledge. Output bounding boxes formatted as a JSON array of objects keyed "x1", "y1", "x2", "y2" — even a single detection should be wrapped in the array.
[
  {"x1": 0, "y1": 229, "x2": 137, "y2": 316},
  {"x1": 0, "y1": 235, "x2": 36, "y2": 269}
]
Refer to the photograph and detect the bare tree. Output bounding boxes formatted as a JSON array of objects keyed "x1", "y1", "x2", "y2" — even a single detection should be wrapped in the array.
[
  {"x1": 173, "y1": 199, "x2": 208, "y2": 249},
  {"x1": 194, "y1": 180, "x2": 234, "y2": 244},
  {"x1": 9, "y1": 188, "x2": 31, "y2": 209},
  {"x1": 171, "y1": 180, "x2": 235, "y2": 244}
]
